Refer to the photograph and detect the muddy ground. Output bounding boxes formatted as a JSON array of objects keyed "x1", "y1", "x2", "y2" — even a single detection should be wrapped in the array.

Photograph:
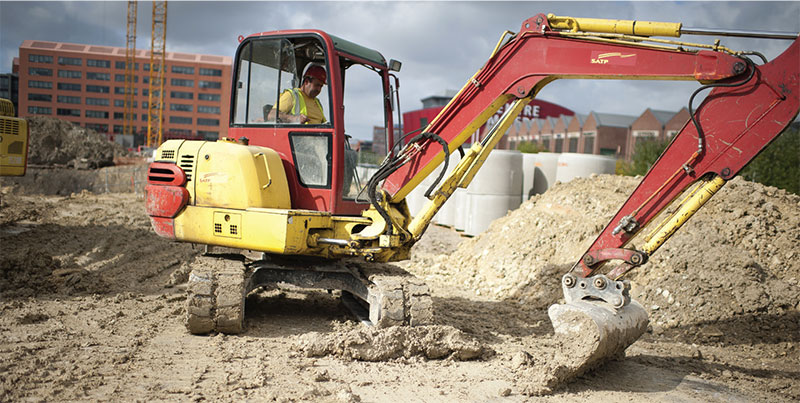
[{"x1": 1, "y1": 169, "x2": 798, "y2": 402}]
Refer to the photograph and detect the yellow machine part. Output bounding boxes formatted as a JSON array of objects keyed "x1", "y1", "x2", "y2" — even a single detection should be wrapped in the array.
[
  {"x1": 174, "y1": 205, "x2": 333, "y2": 255},
  {"x1": 0, "y1": 99, "x2": 28, "y2": 177},
  {"x1": 547, "y1": 14, "x2": 682, "y2": 37},
  {"x1": 155, "y1": 139, "x2": 291, "y2": 210}
]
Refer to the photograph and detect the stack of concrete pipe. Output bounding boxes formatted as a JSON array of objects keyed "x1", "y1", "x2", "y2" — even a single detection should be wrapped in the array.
[
  {"x1": 463, "y1": 150, "x2": 523, "y2": 236},
  {"x1": 554, "y1": 153, "x2": 616, "y2": 183},
  {"x1": 364, "y1": 150, "x2": 616, "y2": 237},
  {"x1": 530, "y1": 152, "x2": 560, "y2": 196}
]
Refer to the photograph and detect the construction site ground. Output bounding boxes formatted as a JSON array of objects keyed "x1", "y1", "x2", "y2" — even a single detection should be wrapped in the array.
[{"x1": 2, "y1": 166, "x2": 797, "y2": 402}]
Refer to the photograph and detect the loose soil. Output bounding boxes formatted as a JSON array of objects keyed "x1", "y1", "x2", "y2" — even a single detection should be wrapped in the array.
[
  {"x1": 1, "y1": 171, "x2": 798, "y2": 402},
  {"x1": 25, "y1": 116, "x2": 132, "y2": 169}
]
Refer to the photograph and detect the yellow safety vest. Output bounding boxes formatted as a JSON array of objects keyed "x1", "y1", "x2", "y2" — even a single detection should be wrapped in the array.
[{"x1": 287, "y1": 88, "x2": 327, "y2": 124}]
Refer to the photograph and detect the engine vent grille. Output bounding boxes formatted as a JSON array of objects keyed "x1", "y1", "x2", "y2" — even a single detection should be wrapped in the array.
[
  {"x1": 179, "y1": 154, "x2": 195, "y2": 181},
  {"x1": 229, "y1": 225, "x2": 238, "y2": 235},
  {"x1": 214, "y1": 223, "x2": 222, "y2": 233},
  {"x1": 0, "y1": 120, "x2": 20, "y2": 136},
  {"x1": 160, "y1": 149, "x2": 175, "y2": 160}
]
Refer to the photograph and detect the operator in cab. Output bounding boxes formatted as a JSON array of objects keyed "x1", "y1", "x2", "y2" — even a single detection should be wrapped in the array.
[{"x1": 273, "y1": 65, "x2": 328, "y2": 124}]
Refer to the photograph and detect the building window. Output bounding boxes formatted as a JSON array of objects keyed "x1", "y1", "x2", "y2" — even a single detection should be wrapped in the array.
[
  {"x1": 170, "y1": 91, "x2": 193, "y2": 99},
  {"x1": 172, "y1": 65, "x2": 195, "y2": 74},
  {"x1": 198, "y1": 130, "x2": 219, "y2": 139},
  {"x1": 568, "y1": 137, "x2": 578, "y2": 153},
  {"x1": 632, "y1": 130, "x2": 658, "y2": 138},
  {"x1": 113, "y1": 125, "x2": 124, "y2": 134},
  {"x1": 114, "y1": 87, "x2": 138, "y2": 95},
  {"x1": 170, "y1": 116, "x2": 192, "y2": 124},
  {"x1": 583, "y1": 137, "x2": 594, "y2": 154},
  {"x1": 86, "y1": 110, "x2": 109, "y2": 119},
  {"x1": 58, "y1": 95, "x2": 81, "y2": 104},
  {"x1": 28, "y1": 80, "x2": 53, "y2": 89},
  {"x1": 144, "y1": 63, "x2": 162, "y2": 72},
  {"x1": 169, "y1": 129, "x2": 193, "y2": 136},
  {"x1": 86, "y1": 85, "x2": 110, "y2": 93},
  {"x1": 28, "y1": 93, "x2": 52, "y2": 102},
  {"x1": 170, "y1": 103, "x2": 193, "y2": 112},
  {"x1": 57, "y1": 108, "x2": 81, "y2": 117},
  {"x1": 29, "y1": 67, "x2": 53, "y2": 76},
  {"x1": 85, "y1": 123, "x2": 109, "y2": 132},
  {"x1": 86, "y1": 97, "x2": 110, "y2": 106},
  {"x1": 142, "y1": 89, "x2": 149, "y2": 96},
  {"x1": 58, "y1": 56, "x2": 82, "y2": 66},
  {"x1": 199, "y1": 68, "x2": 222, "y2": 76},
  {"x1": 28, "y1": 54, "x2": 53, "y2": 63},
  {"x1": 28, "y1": 106, "x2": 52, "y2": 115},
  {"x1": 198, "y1": 80, "x2": 221, "y2": 89},
  {"x1": 554, "y1": 138, "x2": 564, "y2": 152},
  {"x1": 114, "y1": 74, "x2": 138, "y2": 82},
  {"x1": 114, "y1": 99, "x2": 137, "y2": 108},
  {"x1": 115, "y1": 61, "x2": 139, "y2": 70},
  {"x1": 198, "y1": 105, "x2": 220, "y2": 114},
  {"x1": 87, "y1": 59, "x2": 111, "y2": 68},
  {"x1": 666, "y1": 130, "x2": 679, "y2": 138},
  {"x1": 58, "y1": 82, "x2": 81, "y2": 91},
  {"x1": 171, "y1": 78, "x2": 194, "y2": 87},
  {"x1": 198, "y1": 93, "x2": 220, "y2": 101},
  {"x1": 87, "y1": 72, "x2": 111, "y2": 81},
  {"x1": 58, "y1": 70, "x2": 82, "y2": 79},
  {"x1": 197, "y1": 118, "x2": 219, "y2": 126}
]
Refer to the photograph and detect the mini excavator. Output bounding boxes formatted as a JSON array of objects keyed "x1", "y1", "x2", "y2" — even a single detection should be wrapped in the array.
[{"x1": 145, "y1": 13, "x2": 799, "y2": 377}]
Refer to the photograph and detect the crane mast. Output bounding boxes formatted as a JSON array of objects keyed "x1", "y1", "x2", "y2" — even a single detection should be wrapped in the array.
[
  {"x1": 123, "y1": 0, "x2": 137, "y2": 141},
  {"x1": 146, "y1": 1, "x2": 167, "y2": 148}
]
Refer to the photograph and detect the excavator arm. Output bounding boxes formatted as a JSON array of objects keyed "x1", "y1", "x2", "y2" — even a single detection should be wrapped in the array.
[
  {"x1": 376, "y1": 14, "x2": 798, "y2": 281},
  {"x1": 573, "y1": 35, "x2": 799, "y2": 281},
  {"x1": 363, "y1": 13, "x2": 798, "y2": 379}
]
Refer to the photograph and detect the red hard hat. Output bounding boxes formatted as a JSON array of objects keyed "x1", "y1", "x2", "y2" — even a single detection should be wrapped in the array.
[{"x1": 304, "y1": 65, "x2": 327, "y2": 84}]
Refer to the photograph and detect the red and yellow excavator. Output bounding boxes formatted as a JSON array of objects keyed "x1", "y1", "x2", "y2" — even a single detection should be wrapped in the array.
[{"x1": 145, "y1": 13, "x2": 798, "y2": 378}]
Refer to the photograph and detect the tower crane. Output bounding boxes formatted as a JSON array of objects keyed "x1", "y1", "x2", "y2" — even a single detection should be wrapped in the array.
[{"x1": 146, "y1": 1, "x2": 167, "y2": 148}]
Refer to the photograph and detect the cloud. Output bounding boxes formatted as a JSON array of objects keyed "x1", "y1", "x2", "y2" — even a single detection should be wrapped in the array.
[{"x1": 1, "y1": 1, "x2": 798, "y2": 140}]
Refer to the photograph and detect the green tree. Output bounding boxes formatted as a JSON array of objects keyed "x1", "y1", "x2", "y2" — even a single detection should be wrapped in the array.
[
  {"x1": 740, "y1": 124, "x2": 799, "y2": 194},
  {"x1": 618, "y1": 138, "x2": 670, "y2": 177},
  {"x1": 516, "y1": 141, "x2": 548, "y2": 154}
]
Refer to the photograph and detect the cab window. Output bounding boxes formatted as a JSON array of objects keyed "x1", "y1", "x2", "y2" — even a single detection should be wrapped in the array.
[{"x1": 233, "y1": 37, "x2": 330, "y2": 126}]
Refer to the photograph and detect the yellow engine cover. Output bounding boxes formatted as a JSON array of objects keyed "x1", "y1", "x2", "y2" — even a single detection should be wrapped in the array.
[{"x1": 156, "y1": 139, "x2": 291, "y2": 210}]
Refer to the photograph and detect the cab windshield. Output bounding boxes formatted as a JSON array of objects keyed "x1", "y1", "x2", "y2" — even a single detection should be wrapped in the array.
[{"x1": 233, "y1": 37, "x2": 331, "y2": 126}]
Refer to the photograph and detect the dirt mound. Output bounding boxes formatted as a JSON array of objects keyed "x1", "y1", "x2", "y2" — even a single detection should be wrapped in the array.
[
  {"x1": 295, "y1": 323, "x2": 487, "y2": 361},
  {"x1": 424, "y1": 175, "x2": 799, "y2": 335},
  {"x1": 26, "y1": 116, "x2": 129, "y2": 169},
  {"x1": 0, "y1": 192, "x2": 199, "y2": 298}
]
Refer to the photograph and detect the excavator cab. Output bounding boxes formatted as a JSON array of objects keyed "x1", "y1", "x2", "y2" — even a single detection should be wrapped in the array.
[{"x1": 227, "y1": 31, "x2": 401, "y2": 216}]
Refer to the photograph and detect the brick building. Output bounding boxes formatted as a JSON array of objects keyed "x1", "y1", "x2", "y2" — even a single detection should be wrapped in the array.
[
  {"x1": 18, "y1": 40, "x2": 232, "y2": 146},
  {"x1": 582, "y1": 112, "x2": 637, "y2": 157},
  {"x1": 627, "y1": 108, "x2": 688, "y2": 159},
  {"x1": 402, "y1": 91, "x2": 573, "y2": 151}
]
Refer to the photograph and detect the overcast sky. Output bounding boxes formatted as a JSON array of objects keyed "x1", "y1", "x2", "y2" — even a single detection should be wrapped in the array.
[{"x1": 1, "y1": 1, "x2": 798, "y2": 140}]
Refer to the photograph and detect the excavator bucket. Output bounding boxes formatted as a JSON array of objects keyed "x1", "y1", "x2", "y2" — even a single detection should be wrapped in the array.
[{"x1": 547, "y1": 274, "x2": 649, "y2": 377}]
